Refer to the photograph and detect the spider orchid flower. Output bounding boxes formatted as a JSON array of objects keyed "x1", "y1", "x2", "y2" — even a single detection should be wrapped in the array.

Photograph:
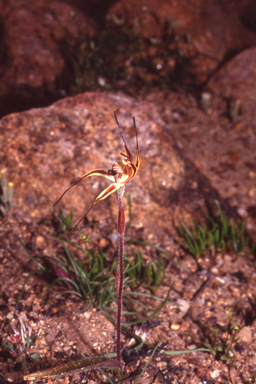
[{"x1": 53, "y1": 112, "x2": 140, "y2": 233}]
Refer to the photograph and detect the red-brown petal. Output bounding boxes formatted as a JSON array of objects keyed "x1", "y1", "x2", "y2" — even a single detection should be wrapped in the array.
[{"x1": 53, "y1": 169, "x2": 115, "y2": 207}]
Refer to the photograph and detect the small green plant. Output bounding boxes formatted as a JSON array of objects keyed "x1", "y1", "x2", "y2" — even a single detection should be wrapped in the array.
[
  {"x1": 207, "y1": 218, "x2": 226, "y2": 253},
  {"x1": 2, "y1": 316, "x2": 39, "y2": 372},
  {"x1": 18, "y1": 235, "x2": 173, "y2": 323},
  {"x1": 0, "y1": 169, "x2": 13, "y2": 216},
  {"x1": 214, "y1": 201, "x2": 252, "y2": 255},
  {"x1": 18, "y1": 235, "x2": 116, "y2": 310},
  {"x1": 205, "y1": 311, "x2": 240, "y2": 364},
  {"x1": 178, "y1": 200, "x2": 253, "y2": 259},
  {"x1": 125, "y1": 248, "x2": 165, "y2": 293},
  {"x1": 125, "y1": 249, "x2": 145, "y2": 290},
  {"x1": 55, "y1": 208, "x2": 74, "y2": 233},
  {"x1": 229, "y1": 218, "x2": 247, "y2": 254},
  {"x1": 143, "y1": 256, "x2": 165, "y2": 294},
  {"x1": 177, "y1": 221, "x2": 211, "y2": 259}
]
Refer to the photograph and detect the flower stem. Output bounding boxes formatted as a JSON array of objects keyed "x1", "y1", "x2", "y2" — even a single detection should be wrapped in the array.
[{"x1": 116, "y1": 186, "x2": 125, "y2": 362}]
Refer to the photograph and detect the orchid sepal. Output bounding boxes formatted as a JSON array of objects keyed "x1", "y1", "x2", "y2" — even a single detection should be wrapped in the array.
[{"x1": 53, "y1": 169, "x2": 115, "y2": 208}]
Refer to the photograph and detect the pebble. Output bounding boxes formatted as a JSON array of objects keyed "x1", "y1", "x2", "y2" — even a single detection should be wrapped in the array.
[
  {"x1": 35, "y1": 235, "x2": 45, "y2": 246},
  {"x1": 45, "y1": 333, "x2": 56, "y2": 344},
  {"x1": 108, "y1": 232, "x2": 118, "y2": 243},
  {"x1": 29, "y1": 311, "x2": 38, "y2": 319},
  {"x1": 210, "y1": 369, "x2": 220, "y2": 378},
  {"x1": 156, "y1": 361, "x2": 167, "y2": 368},
  {"x1": 99, "y1": 238, "x2": 109, "y2": 248},
  {"x1": 238, "y1": 326, "x2": 252, "y2": 344},
  {"x1": 83, "y1": 311, "x2": 90, "y2": 319},
  {"x1": 237, "y1": 207, "x2": 247, "y2": 217},
  {"x1": 176, "y1": 298, "x2": 190, "y2": 315}
]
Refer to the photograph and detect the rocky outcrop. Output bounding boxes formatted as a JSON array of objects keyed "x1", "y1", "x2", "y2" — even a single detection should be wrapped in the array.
[
  {"x1": 0, "y1": 0, "x2": 96, "y2": 114},
  {"x1": 0, "y1": 92, "x2": 220, "y2": 243},
  {"x1": 1, "y1": 0, "x2": 256, "y2": 116},
  {"x1": 207, "y1": 48, "x2": 256, "y2": 126},
  {"x1": 109, "y1": 0, "x2": 256, "y2": 84}
]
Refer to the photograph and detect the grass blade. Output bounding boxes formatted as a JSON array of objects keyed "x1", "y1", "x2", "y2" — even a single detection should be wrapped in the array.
[
  {"x1": 17, "y1": 269, "x2": 44, "y2": 304},
  {"x1": 15, "y1": 236, "x2": 46, "y2": 270},
  {"x1": 134, "y1": 343, "x2": 160, "y2": 384},
  {"x1": 128, "y1": 240, "x2": 187, "y2": 270},
  {"x1": 162, "y1": 347, "x2": 211, "y2": 356},
  {"x1": 24, "y1": 356, "x2": 122, "y2": 380}
]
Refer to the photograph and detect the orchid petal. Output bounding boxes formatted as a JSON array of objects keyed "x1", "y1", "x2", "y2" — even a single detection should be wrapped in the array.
[
  {"x1": 53, "y1": 169, "x2": 115, "y2": 207},
  {"x1": 68, "y1": 183, "x2": 120, "y2": 234},
  {"x1": 114, "y1": 112, "x2": 140, "y2": 172},
  {"x1": 114, "y1": 111, "x2": 133, "y2": 163}
]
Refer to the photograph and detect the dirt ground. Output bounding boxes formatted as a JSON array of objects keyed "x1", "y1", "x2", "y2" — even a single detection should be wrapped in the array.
[{"x1": 0, "y1": 83, "x2": 256, "y2": 384}]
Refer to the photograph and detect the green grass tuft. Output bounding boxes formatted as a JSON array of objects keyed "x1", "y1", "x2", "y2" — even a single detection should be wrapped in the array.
[{"x1": 178, "y1": 200, "x2": 254, "y2": 259}]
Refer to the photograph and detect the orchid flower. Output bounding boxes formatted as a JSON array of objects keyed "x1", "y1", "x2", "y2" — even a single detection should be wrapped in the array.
[{"x1": 53, "y1": 112, "x2": 140, "y2": 234}]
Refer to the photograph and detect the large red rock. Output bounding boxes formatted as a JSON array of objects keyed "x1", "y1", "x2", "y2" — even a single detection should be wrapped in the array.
[
  {"x1": 109, "y1": 0, "x2": 256, "y2": 84},
  {"x1": 1, "y1": 0, "x2": 256, "y2": 116},
  {"x1": 207, "y1": 47, "x2": 256, "y2": 125},
  {"x1": 0, "y1": 0, "x2": 96, "y2": 114},
  {"x1": 0, "y1": 92, "x2": 220, "y2": 244}
]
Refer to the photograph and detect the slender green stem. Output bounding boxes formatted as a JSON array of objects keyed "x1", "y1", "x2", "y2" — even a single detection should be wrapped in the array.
[{"x1": 116, "y1": 186, "x2": 125, "y2": 362}]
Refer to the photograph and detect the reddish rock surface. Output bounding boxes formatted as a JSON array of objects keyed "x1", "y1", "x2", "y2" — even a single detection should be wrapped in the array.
[
  {"x1": 0, "y1": 0, "x2": 96, "y2": 114},
  {"x1": 207, "y1": 47, "x2": 256, "y2": 126},
  {"x1": 0, "y1": 91, "x2": 221, "y2": 244},
  {"x1": 109, "y1": 0, "x2": 256, "y2": 83},
  {"x1": 1, "y1": 0, "x2": 256, "y2": 116}
]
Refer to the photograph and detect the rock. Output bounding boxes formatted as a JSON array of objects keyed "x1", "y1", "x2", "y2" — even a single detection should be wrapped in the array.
[
  {"x1": 0, "y1": 0, "x2": 96, "y2": 115},
  {"x1": 176, "y1": 298, "x2": 190, "y2": 317},
  {"x1": 1, "y1": 0, "x2": 256, "y2": 117},
  {"x1": 238, "y1": 326, "x2": 252, "y2": 344},
  {"x1": 45, "y1": 332, "x2": 56, "y2": 344},
  {"x1": 109, "y1": 0, "x2": 256, "y2": 84},
  {"x1": 207, "y1": 48, "x2": 256, "y2": 125},
  {"x1": 6, "y1": 312, "x2": 14, "y2": 320},
  {"x1": 0, "y1": 92, "x2": 221, "y2": 244}
]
